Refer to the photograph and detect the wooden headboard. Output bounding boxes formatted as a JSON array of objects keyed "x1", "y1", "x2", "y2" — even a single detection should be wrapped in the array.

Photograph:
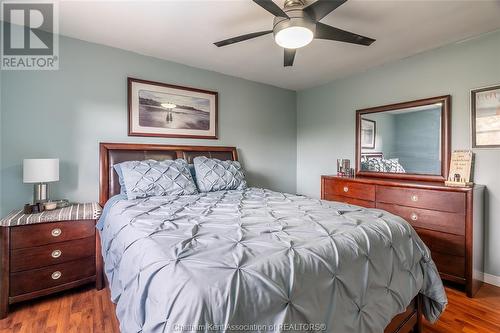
[{"x1": 99, "y1": 142, "x2": 238, "y2": 206}]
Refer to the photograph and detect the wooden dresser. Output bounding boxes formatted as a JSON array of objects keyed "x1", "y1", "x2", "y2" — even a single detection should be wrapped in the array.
[{"x1": 321, "y1": 175, "x2": 485, "y2": 297}]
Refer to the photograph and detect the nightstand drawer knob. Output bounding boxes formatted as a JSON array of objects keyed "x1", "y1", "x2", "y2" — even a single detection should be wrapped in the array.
[
  {"x1": 343, "y1": 186, "x2": 349, "y2": 193},
  {"x1": 51, "y1": 271, "x2": 62, "y2": 280},
  {"x1": 51, "y1": 228, "x2": 62, "y2": 237},
  {"x1": 411, "y1": 195, "x2": 419, "y2": 202},
  {"x1": 51, "y1": 250, "x2": 62, "y2": 258},
  {"x1": 410, "y1": 213, "x2": 418, "y2": 221}
]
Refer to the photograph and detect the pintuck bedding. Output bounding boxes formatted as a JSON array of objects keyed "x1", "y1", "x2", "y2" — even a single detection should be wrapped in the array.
[{"x1": 98, "y1": 188, "x2": 447, "y2": 333}]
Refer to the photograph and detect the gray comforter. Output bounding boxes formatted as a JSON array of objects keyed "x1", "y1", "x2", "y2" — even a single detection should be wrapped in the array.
[{"x1": 99, "y1": 188, "x2": 447, "y2": 333}]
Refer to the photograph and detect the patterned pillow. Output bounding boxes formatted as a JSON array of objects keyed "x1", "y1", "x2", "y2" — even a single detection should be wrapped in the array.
[
  {"x1": 386, "y1": 158, "x2": 406, "y2": 173},
  {"x1": 361, "y1": 157, "x2": 385, "y2": 172},
  {"x1": 118, "y1": 159, "x2": 198, "y2": 200},
  {"x1": 193, "y1": 156, "x2": 247, "y2": 192},
  {"x1": 361, "y1": 157, "x2": 406, "y2": 173}
]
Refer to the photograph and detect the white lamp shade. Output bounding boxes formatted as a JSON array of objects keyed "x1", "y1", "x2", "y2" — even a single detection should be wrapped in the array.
[{"x1": 23, "y1": 159, "x2": 59, "y2": 183}]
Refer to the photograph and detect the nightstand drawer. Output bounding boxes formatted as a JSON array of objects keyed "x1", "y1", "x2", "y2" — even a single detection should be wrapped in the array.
[
  {"x1": 10, "y1": 257, "x2": 95, "y2": 296},
  {"x1": 10, "y1": 237, "x2": 95, "y2": 272},
  {"x1": 10, "y1": 220, "x2": 95, "y2": 249}
]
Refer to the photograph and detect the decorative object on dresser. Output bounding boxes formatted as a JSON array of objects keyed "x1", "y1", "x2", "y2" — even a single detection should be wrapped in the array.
[
  {"x1": 471, "y1": 84, "x2": 500, "y2": 148},
  {"x1": 0, "y1": 202, "x2": 103, "y2": 318},
  {"x1": 336, "y1": 159, "x2": 354, "y2": 177},
  {"x1": 321, "y1": 175, "x2": 485, "y2": 297},
  {"x1": 23, "y1": 158, "x2": 59, "y2": 203},
  {"x1": 356, "y1": 95, "x2": 451, "y2": 181},
  {"x1": 445, "y1": 150, "x2": 474, "y2": 187},
  {"x1": 128, "y1": 78, "x2": 218, "y2": 139}
]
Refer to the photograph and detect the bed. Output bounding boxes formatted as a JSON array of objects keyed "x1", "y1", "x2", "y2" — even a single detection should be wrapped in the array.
[{"x1": 98, "y1": 143, "x2": 447, "y2": 333}]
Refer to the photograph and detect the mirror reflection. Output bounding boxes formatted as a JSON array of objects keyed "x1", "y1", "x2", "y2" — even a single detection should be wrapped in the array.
[{"x1": 360, "y1": 103, "x2": 442, "y2": 175}]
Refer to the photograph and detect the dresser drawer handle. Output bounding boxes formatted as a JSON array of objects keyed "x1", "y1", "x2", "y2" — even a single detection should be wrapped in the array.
[
  {"x1": 410, "y1": 213, "x2": 418, "y2": 221},
  {"x1": 51, "y1": 271, "x2": 62, "y2": 280},
  {"x1": 410, "y1": 195, "x2": 419, "y2": 202},
  {"x1": 343, "y1": 186, "x2": 349, "y2": 193},
  {"x1": 51, "y1": 228, "x2": 62, "y2": 237},
  {"x1": 51, "y1": 250, "x2": 62, "y2": 258}
]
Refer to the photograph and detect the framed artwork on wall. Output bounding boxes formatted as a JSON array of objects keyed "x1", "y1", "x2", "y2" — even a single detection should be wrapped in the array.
[
  {"x1": 471, "y1": 84, "x2": 500, "y2": 148},
  {"x1": 361, "y1": 118, "x2": 376, "y2": 149},
  {"x1": 128, "y1": 78, "x2": 218, "y2": 139}
]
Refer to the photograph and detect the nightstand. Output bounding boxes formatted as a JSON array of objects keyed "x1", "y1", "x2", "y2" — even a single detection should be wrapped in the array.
[{"x1": 0, "y1": 203, "x2": 103, "y2": 318}]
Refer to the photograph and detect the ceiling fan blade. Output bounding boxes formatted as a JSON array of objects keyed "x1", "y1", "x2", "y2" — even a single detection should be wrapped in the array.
[
  {"x1": 253, "y1": 0, "x2": 289, "y2": 18},
  {"x1": 303, "y1": 0, "x2": 347, "y2": 22},
  {"x1": 214, "y1": 30, "x2": 273, "y2": 47},
  {"x1": 284, "y1": 48, "x2": 296, "y2": 67},
  {"x1": 315, "y1": 22, "x2": 375, "y2": 46}
]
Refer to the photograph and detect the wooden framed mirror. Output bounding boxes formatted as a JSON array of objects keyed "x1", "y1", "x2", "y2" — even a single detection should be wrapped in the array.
[{"x1": 355, "y1": 95, "x2": 451, "y2": 181}]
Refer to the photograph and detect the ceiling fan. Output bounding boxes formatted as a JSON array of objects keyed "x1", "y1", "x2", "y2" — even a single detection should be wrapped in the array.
[{"x1": 214, "y1": 0, "x2": 375, "y2": 67}]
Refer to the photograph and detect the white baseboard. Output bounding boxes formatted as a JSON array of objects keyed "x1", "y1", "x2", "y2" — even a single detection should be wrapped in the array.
[{"x1": 483, "y1": 273, "x2": 500, "y2": 287}]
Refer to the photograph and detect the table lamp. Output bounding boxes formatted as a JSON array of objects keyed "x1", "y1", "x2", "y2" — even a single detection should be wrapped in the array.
[{"x1": 23, "y1": 158, "x2": 59, "y2": 203}]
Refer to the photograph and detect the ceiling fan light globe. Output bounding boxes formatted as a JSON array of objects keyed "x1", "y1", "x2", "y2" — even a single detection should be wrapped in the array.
[{"x1": 275, "y1": 26, "x2": 313, "y2": 49}]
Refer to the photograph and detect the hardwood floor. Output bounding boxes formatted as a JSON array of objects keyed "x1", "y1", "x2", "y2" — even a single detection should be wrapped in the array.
[
  {"x1": 0, "y1": 284, "x2": 499, "y2": 332},
  {"x1": 0, "y1": 287, "x2": 119, "y2": 333},
  {"x1": 423, "y1": 284, "x2": 500, "y2": 333}
]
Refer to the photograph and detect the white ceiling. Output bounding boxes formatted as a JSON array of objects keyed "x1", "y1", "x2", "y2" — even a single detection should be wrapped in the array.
[{"x1": 58, "y1": 0, "x2": 500, "y2": 90}]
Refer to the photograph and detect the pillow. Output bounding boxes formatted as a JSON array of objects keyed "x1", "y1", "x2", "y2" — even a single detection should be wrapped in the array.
[
  {"x1": 118, "y1": 159, "x2": 198, "y2": 200},
  {"x1": 113, "y1": 164, "x2": 127, "y2": 195},
  {"x1": 361, "y1": 157, "x2": 406, "y2": 173},
  {"x1": 193, "y1": 156, "x2": 247, "y2": 192},
  {"x1": 361, "y1": 157, "x2": 385, "y2": 172},
  {"x1": 386, "y1": 159, "x2": 406, "y2": 173}
]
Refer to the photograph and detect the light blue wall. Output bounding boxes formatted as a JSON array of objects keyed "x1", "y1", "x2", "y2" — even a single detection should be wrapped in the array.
[
  {"x1": 393, "y1": 108, "x2": 441, "y2": 174},
  {"x1": 362, "y1": 108, "x2": 442, "y2": 174},
  {"x1": 1, "y1": 36, "x2": 297, "y2": 212},
  {"x1": 297, "y1": 30, "x2": 500, "y2": 276},
  {"x1": 361, "y1": 112, "x2": 395, "y2": 157}
]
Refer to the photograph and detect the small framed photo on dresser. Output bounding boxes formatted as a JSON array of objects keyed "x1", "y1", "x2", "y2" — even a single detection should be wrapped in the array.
[
  {"x1": 471, "y1": 84, "x2": 500, "y2": 148},
  {"x1": 128, "y1": 78, "x2": 218, "y2": 139}
]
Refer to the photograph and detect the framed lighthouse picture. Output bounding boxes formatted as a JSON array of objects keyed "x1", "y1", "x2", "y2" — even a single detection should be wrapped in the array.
[{"x1": 128, "y1": 78, "x2": 218, "y2": 139}]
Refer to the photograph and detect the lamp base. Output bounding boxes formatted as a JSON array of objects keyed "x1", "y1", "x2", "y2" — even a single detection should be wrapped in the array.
[{"x1": 33, "y1": 183, "x2": 49, "y2": 203}]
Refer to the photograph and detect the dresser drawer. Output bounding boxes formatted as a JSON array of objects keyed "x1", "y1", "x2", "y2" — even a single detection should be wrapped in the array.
[
  {"x1": 10, "y1": 257, "x2": 95, "y2": 296},
  {"x1": 323, "y1": 194, "x2": 376, "y2": 208},
  {"x1": 376, "y1": 202, "x2": 465, "y2": 235},
  {"x1": 10, "y1": 220, "x2": 95, "y2": 249},
  {"x1": 376, "y1": 186, "x2": 466, "y2": 214},
  {"x1": 414, "y1": 227, "x2": 465, "y2": 257},
  {"x1": 10, "y1": 237, "x2": 95, "y2": 273},
  {"x1": 432, "y1": 252, "x2": 465, "y2": 278},
  {"x1": 323, "y1": 180, "x2": 375, "y2": 201}
]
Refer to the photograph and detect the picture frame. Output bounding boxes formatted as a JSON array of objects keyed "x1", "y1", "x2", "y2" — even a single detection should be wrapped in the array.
[
  {"x1": 471, "y1": 84, "x2": 500, "y2": 148},
  {"x1": 361, "y1": 118, "x2": 376, "y2": 149},
  {"x1": 128, "y1": 77, "x2": 218, "y2": 139}
]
